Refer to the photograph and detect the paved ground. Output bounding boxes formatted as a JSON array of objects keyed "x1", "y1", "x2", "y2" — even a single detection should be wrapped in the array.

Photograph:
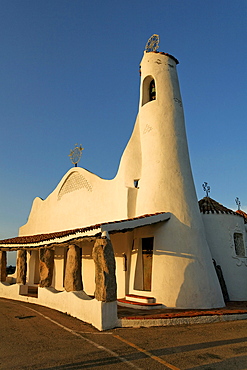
[{"x1": 1, "y1": 298, "x2": 247, "y2": 369}]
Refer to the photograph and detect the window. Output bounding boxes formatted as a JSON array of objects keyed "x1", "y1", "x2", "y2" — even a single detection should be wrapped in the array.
[
  {"x1": 142, "y1": 76, "x2": 156, "y2": 106},
  {"x1": 134, "y1": 179, "x2": 139, "y2": 188},
  {"x1": 234, "y1": 233, "x2": 245, "y2": 257}
]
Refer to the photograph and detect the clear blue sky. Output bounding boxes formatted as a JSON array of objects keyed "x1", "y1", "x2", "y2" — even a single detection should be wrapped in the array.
[{"x1": 0, "y1": 0, "x2": 246, "y2": 255}]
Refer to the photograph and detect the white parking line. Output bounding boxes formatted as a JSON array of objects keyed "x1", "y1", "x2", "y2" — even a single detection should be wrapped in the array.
[{"x1": 21, "y1": 304, "x2": 142, "y2": 369}]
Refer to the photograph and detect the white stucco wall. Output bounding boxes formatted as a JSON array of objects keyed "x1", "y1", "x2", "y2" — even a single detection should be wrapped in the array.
[
  {"x1": 17, "y1": 51, "x2": 225, "y2": 309},
  {"x1": 131, "y1": 52, "x2": 224, "y2": 308},
  {"x1": 19, "y1": 169, "x2": 130, "y2": 236},
  {"x1": 53, "y1": 247, "x2": 66, "y2": 291},
  {"x1": 110, "y1": 231, "x2": 134, "y2": 299},
  {"x1": 0, "y1": 283, "x2": 117, "y2": 331},
  {"x1": 81, "y1": 239, "x2": 95, "y2": 296},
  {"x1": 201, "y1": 213, "x2": 247, "y2": 301},
  {"x1": 125, "y1": 222, "x2": 223, "y2": 309},
  {"x1": 26, "y1": 250, "x2": 39, "y2": 285}
]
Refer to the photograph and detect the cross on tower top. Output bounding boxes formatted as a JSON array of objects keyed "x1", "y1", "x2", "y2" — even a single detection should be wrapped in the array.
[
  {"x1": 235, "y1": 197, "x2": 241, "y2": 211},
  {"x1": 202, "y1": 182, "x2": 210, "y2": 197}
]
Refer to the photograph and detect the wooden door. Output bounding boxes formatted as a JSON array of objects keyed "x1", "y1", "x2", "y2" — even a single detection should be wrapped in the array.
[{"x1": 142, "y1": 237, "x2": 154, "y2": 291}]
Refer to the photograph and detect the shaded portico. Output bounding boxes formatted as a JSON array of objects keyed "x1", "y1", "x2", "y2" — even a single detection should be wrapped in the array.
[{"x1": 0, "y1": 212, "x2": 170, "y2": 330}]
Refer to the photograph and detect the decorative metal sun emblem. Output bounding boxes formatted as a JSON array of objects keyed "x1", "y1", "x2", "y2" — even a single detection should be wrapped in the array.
[
  {"x1": 145, "y1": 34, "x2": 160, "y2": 52},
  {"x1": 69, "y1": 144, "x2": 84, "y2": 167}
]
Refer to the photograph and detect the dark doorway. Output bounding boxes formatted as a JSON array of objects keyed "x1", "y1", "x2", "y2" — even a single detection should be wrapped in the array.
[{"x1": 142, "y1": 237, "x2": 154, "y2": 291}]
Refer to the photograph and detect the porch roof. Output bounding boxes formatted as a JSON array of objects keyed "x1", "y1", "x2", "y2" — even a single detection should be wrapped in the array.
[{"x1": 0, "y1": 212, "x2": 171, "y2": 250}]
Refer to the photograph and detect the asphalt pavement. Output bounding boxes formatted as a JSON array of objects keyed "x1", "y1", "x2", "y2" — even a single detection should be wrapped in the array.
[{"x1": 1, "y1": 298, "x2": 247, "y2": 369}]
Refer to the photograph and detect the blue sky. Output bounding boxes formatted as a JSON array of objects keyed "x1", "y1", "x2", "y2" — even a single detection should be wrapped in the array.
[{"x1": 0, "y1": 0, "x2": 246, "y2": 261}]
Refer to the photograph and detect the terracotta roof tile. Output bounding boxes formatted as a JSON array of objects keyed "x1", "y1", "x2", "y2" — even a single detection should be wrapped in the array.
[
  {"x1": 0, "y1": 212, "x2": 166, "y2": 246},
  {"x1": 198, "y1": 197, "x2": 238, "y2": 215},
  {"x1": 236, "y1": 210, "x2": 247, "y2": 223}
]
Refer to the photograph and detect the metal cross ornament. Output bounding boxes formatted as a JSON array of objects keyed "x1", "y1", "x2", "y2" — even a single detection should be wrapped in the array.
[
  {"x1": 69, "y1": 144, "x2": 84, "y2": 167},
  {"x1": 235, "y1": 197, "x2": 241, "y2": 210},
  {"x1": 202, "y1": 182, "x2": 210, "y2": 197}
]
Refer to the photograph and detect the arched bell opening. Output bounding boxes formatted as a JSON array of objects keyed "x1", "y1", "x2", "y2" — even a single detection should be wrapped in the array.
[{"x1": 142, "y1": 76, "x2": 156, "y2": 106}]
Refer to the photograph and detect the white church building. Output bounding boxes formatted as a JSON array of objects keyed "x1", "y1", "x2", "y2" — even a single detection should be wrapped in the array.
[{"x1": 0, "y1": 36, "x2": 246, "y2": 330}]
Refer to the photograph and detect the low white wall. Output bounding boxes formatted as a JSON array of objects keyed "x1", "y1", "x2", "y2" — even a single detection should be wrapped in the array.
[{"x1": 0, "y1": 283, "x2": 117, "y2": 331}]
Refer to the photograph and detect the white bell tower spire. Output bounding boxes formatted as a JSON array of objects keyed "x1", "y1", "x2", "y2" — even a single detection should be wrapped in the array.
[{"x1": 132, "y1": 37, "x2": 224, "y2": 308}]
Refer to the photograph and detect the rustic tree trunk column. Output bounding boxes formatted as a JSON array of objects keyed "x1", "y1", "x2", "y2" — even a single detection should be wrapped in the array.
[
  {"x1": 16, "y1": 250, "x2": 27, "y2": 284},
  {"x1": 92, "y1": 236, "x2": 117, "y2": 302},
  {"x1": 39, "y1": 248, "x2": 54, "y2": 287},
  {"x1": 0, "y1": 251, "x2": 7, "y2": 282},
  {"x1": 64, "y1": 244, "x2": 83, "y2": 292}
]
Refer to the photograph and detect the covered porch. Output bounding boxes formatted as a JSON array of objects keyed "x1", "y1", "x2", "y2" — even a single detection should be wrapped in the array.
[{"x1": 0, "y1": 213, "x2": 170, "y2": 330}]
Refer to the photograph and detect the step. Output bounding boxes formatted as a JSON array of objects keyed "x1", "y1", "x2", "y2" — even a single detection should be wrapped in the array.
[
  {"x1": 28, "y1": 286, "x2": 38, "y2": 298},
  {"x1": 28, "y1": 286, "x2": 38, "y2": 292},
  {"x1": 118, "y1": 298, "x2": 163, "y2": 310},
  {"x1": 125, "y1": 294, "x2": 156, "y2": 304}
]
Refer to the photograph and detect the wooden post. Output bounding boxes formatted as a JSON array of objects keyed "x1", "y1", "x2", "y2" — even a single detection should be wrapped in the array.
[{"x1": 64, "y1": 244, "x2": 83, "y2": 292}]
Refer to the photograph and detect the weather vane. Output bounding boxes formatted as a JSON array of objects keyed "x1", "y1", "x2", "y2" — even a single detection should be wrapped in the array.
[
  {"x1": 145, "y1": 34, "x2": 160, "y2": 52},
  {"x1": 69, "y1": 144, "x2": 84, "y2": 167},
  {"x1": 235, "y1": 197, "x2": 241, "y2": 210},
  {"x1": 202, "y1": 182, "x2": 210, "y2": 197}
]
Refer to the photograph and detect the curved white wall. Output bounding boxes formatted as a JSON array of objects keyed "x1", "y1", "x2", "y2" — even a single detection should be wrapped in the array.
[
  {"x1": 202, "y1": 213, "x2": 247, "y2": 301},
  {"x1": 133, "y1": 52, "x2": 224, "y2": 308},
  {"x1": 20, "y1": 168, "x2": 129, "y2": 235}
]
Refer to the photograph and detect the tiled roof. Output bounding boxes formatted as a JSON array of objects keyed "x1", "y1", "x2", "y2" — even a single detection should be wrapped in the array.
[
  {"x1": 0, "y1": 212, "x2": 169, "y2": 247},
  {"x1": 198, "y1": 197, "x2": 238, "y2": 215},
  {"x1": 0, "y1": 225, "x2": 100, "y2": 245},
  {"x1": 236, "y1": 210, "x2": 247, "y2": 223}
]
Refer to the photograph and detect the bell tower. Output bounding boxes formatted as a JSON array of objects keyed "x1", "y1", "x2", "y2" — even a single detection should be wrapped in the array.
[
  {"x1": 132, "y1": 37, "x2": 225, "y2": 308},
  {"x1": 136, "y1": 49, "x2": 196, "y2": 219}
]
